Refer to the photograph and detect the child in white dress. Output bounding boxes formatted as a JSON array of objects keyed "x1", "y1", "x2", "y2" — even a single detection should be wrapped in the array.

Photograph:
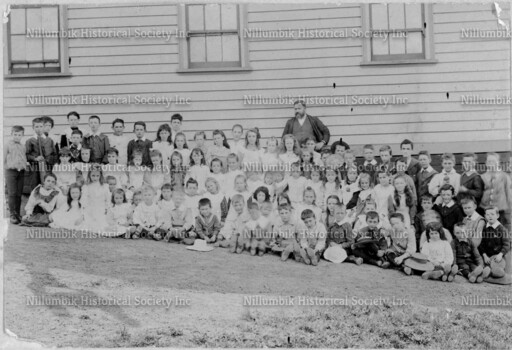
[
  {"x1": 186, "y1": 148, "x2": 210, "y2": 194},
  {"x1": 279, "y1": 134, "x2": 301, "y2": 168},
  {"x1": 173, "y1": 132, "x2": 191, "y2": 168},
  {"x1": 261, "y1": 137, "x2": 281, "y2": 172},
  {"x1": 240, "y1": 128, "x2": 263, "y2": 172},
  {"x1": 305, "y1": 167, "x2": 325, "y2": 211},
  {"x1": 204, "y1": 177, "x2": 229, "y2": 225},
  {"x1": 127, "y1": 150, "x2": 147, "y2": 191},
  {"x1": 143, "y1": 149, "x2": 171, "y2": 198},
  {"x1": 107, "y1": 188, "x2": 133, "y2": 237},
  {"x1": 152, "y1": 124, "x2": 174, "y2": 169},
  {"x1": 80, "y1": 164, "x2": 111, "y2": 234},
  {"x1": 50, "y1": 183, "x2": 85, "y2": 230},
  {"x1": 209, "y1": 158, "x2": 226, "y2": 193}
]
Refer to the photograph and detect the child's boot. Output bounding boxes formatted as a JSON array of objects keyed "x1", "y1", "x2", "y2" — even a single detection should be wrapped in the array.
[
  {"x1": 281, "y1": 245, "x2": 293, "y2": 262},
  {"x1": 468, "y1": 265, "x2": 483, "y2": 283},
  {"x1": 300, "y1": 248, "x2": 311, "y2": 265},
  {"x1": 422, "y1": 270, "x2": 444, "y2": 280}
]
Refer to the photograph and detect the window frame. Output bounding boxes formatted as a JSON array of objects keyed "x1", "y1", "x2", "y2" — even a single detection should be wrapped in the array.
[
  {"x1": 4, "y1": 4, "x2": 70, "y2": 79},
  {"x1": 177, "y1": 3, "x2": 251, "y2": 73},
  {"x1": 361, "y1": 3, "x2": 437, "y2": 66}
]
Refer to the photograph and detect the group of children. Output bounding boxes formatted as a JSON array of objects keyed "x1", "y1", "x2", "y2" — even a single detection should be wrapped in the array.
[{"x1": 4, "y1": 111, "x2": 511, "y2": 284}]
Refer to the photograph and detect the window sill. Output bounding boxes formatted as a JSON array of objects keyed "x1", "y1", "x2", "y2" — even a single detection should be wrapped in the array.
[
  {"x1": 177, "y1": 67, "x2": 252, "y2": 73},
  {"x1": 360, "y1": 59, "x2": 438, "y2": 66},
  {"x1": 4, "y1": 72, "x2": 72, "y2": 79}
]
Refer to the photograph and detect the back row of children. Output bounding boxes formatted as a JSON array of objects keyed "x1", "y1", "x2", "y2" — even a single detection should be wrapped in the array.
[{"x1": 5, "y1": 113, "x2": 511, "y2": 283}]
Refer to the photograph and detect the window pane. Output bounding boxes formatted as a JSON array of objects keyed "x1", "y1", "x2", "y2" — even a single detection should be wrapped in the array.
[
  {"x1": 406, "y1": 32, "x2": 423, "y2": 54},
  {"x1": 222, "y1": 34, "x2": 239, "y2": 61},
  {"x1": 388, "y1": 3, "x2": 405, "y2": 30},
  {"x1": 26, "y1": 8, "x2": 43, "y2": 61},
  {"x1": 188, "y1": 5, "x2": 204, "y2": 31},
  {"x1": 372, "y1": 37, "x2": 388, "y2": 55},
  {"x1": 389, "y1": 37, "x2": 406, "y2": 54},
  {"x1": 405, "y1": 4, "x2": 423, "y2": 28},
  {"x1": 10, "y1": 8, "x2": 26, "y2": 35},
  {"x1": 10, "y1": 35, "x2": 27, "y2": 61},
  {"x1": 204, "y1": 4, "x2": 220, "y2": 31},
  {"x1": 42, "y1": 7, "x2": 59, "y2": 60},
  {"x1": 206, "y1": 35, "x2": 222, "y2": 61},
  {"x1": 221, "y1": 4, "x2": 238, "y2": 30},
  {"x1": 371, "y1": 4, "x2": 388, "y2": 30},
  {"x1": 189, "y1": 36, "x2": 206, "y2": 62}
]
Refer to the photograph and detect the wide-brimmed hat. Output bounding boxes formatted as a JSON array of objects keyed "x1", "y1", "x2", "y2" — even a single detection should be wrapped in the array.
[
  {"x1": 403, "y1": 253, "x2": 434, "y2": 272},
  {"x1": 186, "y1": 239, "x2": 214, "y2": 252},
  {"x1": 323, "y1": 245, "x2": 347, "y2": 264},
  {"x1": 352, "y1": 238, "x2": 380, "y2": 249}
]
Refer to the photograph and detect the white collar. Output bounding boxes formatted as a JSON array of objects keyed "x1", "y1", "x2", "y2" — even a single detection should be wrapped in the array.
[
  {"x1": 70, "y1": 143, "x2": 82, "y2": 150},
  {"x1": 486, "y1": 221, "x2": 500, "y2": 229},
  {"x1": 334, "y1": 217, "x2": 351, "y2": 226},
  {"x1": 90, "y1": 130, "x2": 101, "y2": 137},
  {"x1": 421, "y1": 166, "x2": 434, "y2": 173},
  {"x1": 442, "y1": 169, "x2": 457, "y2": 175},
  {"x1": 133, "y1": 136, "x2": 147, "y2": 142},
  {"x1": 442, "y1": 200, "x2": 455, "y2": 208},
  {"x1": 364, "y1": 159, "x2": 377, "y2": 166}
]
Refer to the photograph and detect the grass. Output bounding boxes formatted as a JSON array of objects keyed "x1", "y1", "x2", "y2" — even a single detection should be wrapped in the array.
[{"x1": 102, "y1": 304, "x2": 512, "y2": 348}]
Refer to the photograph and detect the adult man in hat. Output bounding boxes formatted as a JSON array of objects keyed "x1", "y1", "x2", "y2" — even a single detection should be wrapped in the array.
[{"x1": 282, "y1": 100, "x2": 330, "y2": 151}]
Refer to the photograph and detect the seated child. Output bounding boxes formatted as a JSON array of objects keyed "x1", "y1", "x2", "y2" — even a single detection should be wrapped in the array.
[
  {"x1": 460, "y1": 196, "x2": 485, "y2": 247},
  {"x1": 132, "y1": 185, "x2": 162, "y2": 240},
  {"x1": 351, "y1": 211, "x2": 389, "y2": 268},
  {"x1": 127, "y1": 151, "x2": 147, "y2": 191},
  {"x1": 218, "y1": 194, "x2": 249, "y2": 249},
  {"x1": 74, "y1": 147, "x2": 92, "y2": 187},
  {"x1": 451, "y1": 223, "x2": 487, "y2": 283},
  {"x1": 420, "y1": 222, "x2": 454, "y2": 281},
  {"x1": 164, "y1": 190, "x2": 195, "y2": 245},
  {"x1": 194, "y1": 198, "x2": 222, "y2": 244},
  {"x1": 428, "y1": 153, "x2": 460, "y2": 204},
  {"x1": 107, "y1": 188, "x2": 133, "y2": 237},
  {"x1": 353, "y1": 199, "x2": 391, "y2": 234},
  {"x1": 106, "y1": 176, "x2": 118, "y2": 195},
  {"x1": 385, "y1": 213, "x2": 416, "y2": 272},
  {"x1": 414, "y1": 194, "x2": 441, "y2": 252},
  {"x1": 244, "y1": 203, "x2": 272, "y2": 256},
  {"x1": 53, "y1": 147, "x2": 77, "y2": 195},
  {"x1": 298, "y1": 208, "x2": 327, "y2": 266},
  {"x1": 326, "y1": 204, "x2": 362, "y2": 265},
  {"x1": 184, "y1": 178, "x2": 202, "y2": 220},
  {"x1": 270, "y1": 203, "x2": 301, "y2": 262},
  {"x1": 49, "y1": 183, "x2": 84, "y2": 230},
  {"x1": 21, "y1": 173, "x2": 62, "y2": 227},
  {"x1": 478, "y1": 206, "x2": 510, "y2": 279}
]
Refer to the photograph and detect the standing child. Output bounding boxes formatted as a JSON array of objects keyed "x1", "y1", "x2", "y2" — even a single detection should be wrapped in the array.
[
  {"x1": 362, "y1": 144, "x2": 378, "y2": 183},
  {"x1": 209, "y1": 158, "x2": 226, "y2": 193},
  {"x1": 68, "y1": 130, "x2": 84, "y2": 163},
  {"x1": 296, "y1": 187, "x2": 322, "y2": 224},
  {"x1": 283, "y1": 162, "x2": 308, "y2": 206},
  {"x1": 420, "y1": 222, "x2": 454, "y2": 280},
  {"x1": 478, "y1": 206, "x2": 510, "y2": 279},
  {"x1": 452, "y1": 223, "x2": 486, "y2": 283},
  {"x1": 60, "y1": 111, "x2": 81, "y2": 149},
  {"x1": 4, "y1": 125, "x2": 27, "y2": 224},
  {"x1": 305, "y1": 167, "x2": 325, "y2": 211},
  {"x1": 75, "y1": 147, "x2": 92, "y2": 186},
  {"x1": 80, "y1": 164, "x2": 110, "y2": 233},
  {"x1": 339, "y1": 149, "x2": 357, "y2": 182},
  {"x1": 399, "y1": 139, "x2": 421, "y2": 182},
  {"x1": 193, "y1": 131, "x2": 210, "y2": 165},
  {"x1": 458, "y1": 152, "x2": 484, "y2": 205},
  {"x1": 480, "y1": 152, "x2": 512, "y2": 231},
  {"x1": 351, "y1": 211, "x2": 389, "y2": 268},
  {"x1": 390, "y1": 175, "x2": 417, "y2": 228},
  {"x1": 373, "y1": 170, "x2": 394, "y2": 218},
  {"x1": 378, "y1": 145, "x2": 395, "y2": 177},
  {"x1": 209, "y1": 130, "x2": 231, "y2": 172},
  {"x1": 326, "y1": 204, "x2": 362, "y2": 265},
  {"x1": 82, "y1": 115, "x2": 109, "y2": 164},
  {"x1": 186, "y1": 148, "x2": 212, "y2": 194},
  {"x1": 429, "y1": 153, "x2": 461, "y2": 204},
  {"x1": 107, "y1": 188, "x2": 133, "y2": 237},
  {"x1": 132, "y1": 185, "x2": 162, "y2": 240},
  {"x1": 298, "y1": 209, "x2": 327, "y2": 266},
  {"x1": 416, "y1": 150, "x2": 437, "y2": 205},
  {"x1": 152, "y1": 124, "x2": 174, "y2": 169},
  {"x1": 303, "y1": 137, "x2": 323, "y2": 166},
  {"x1": 194, "y1": 198, "x2": 222, "y2": 244},
  {"x1": 340, "y1": 165, "x2": 360, "y2": 207},
  {"x1": 109, "y1": 118, "x2": 130, "y2": 166},
  {"x1": 103, "y1": 148, "x2": 129, "y2": 191},
  {"x1": 26, "y1": 117, "x2": 57, "y2": 189},
  {"x1": 279, "y1": 134, "x2": 301, "y2": 167},
  {"x1": 347, "y1": 172, "x2": 375, "y2": 218},
  {"x1": 261, "y1": 137, "x2": 281, "y2": 172},
  {"x1": 392, "y1": 158, "x2": 417, "y2": 204},
  {"x1": 144, "y1": 149, "x2": 171, "y2": 198},
  {"x1": 433, "y1": 184, "x2": 464, "y2": 234},
  {"x1": 240, "y1": 128, "x2": 263, "y2": 173},
  {"x1": 173, "y1": 132, "x2": 191, "y2": 168},
  {"x1": 49, "y1": 183, "x2": 84, "y2": 230},
  {"x1": 228, "y1": 124, "x2": 245, "y2": 160},
  {"x1": 224, "y1": 153, "x2": 244, "y2": 194},
  {"x1": 170, "y1": 113, "x2": 184, "y2": 144},
  {"x1": 127, "y1": 121, "x2": 153, "y2": 167},
  {"x1": 169, "y1": 151, "x2": 186, "y2": 192},
  {"x1": 127, "y1": 150, "x2": 147, "y2": 191},
  {"x1": 21, "y1": 173, "x2": 62, "y2": 227},
  {"x1": 41, "y1": 116, "x2": 60, "y2": 156},
  {"x1": 323, "y1": 167, "x2": 342, "y2": 209}
]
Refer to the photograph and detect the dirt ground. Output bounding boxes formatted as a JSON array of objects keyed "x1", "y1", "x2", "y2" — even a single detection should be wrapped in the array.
[{"x1": 3, "y1": 223, "x2": 512, "y2": 347}]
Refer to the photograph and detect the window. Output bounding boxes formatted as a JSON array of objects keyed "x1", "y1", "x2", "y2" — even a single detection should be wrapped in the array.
[
  {"x1": 177, "y1": 4, "x2": 250, "y2": 72},
  {"x1": 4, "y1": 5, "x2": 69, "y2": 77},
  {"x1": 361, "y1": 3, "x2": 436, "y2": 65}
]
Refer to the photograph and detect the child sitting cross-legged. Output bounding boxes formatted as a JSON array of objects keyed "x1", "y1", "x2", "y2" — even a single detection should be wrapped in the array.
[
  {"x1": 164, "y1": 190, "x2": 195, "y2": 245},
  {"x1": 270, "y1": 203, "x2": 302, "y2": 262},
  {"x1": 245, "y1": 203, "x2": 272, "y2": 256},
  {"x1": 420, "y1": 222, "x2": 454, "y2": 281},
  {"x1": 385, "y1": 213, "x2": 416, "y2": 272},
  {"x1": 325, "y1": 203, "x2": 362, "y2": 265},
  {"x1": 194, "y1": 198, "x2": 222, "y2": 244},
  {"x1": 451, "y1": 223, "x2": 487, "y2": 283},
  {"x1": 351, "y1": 211, "x2": 389, "y2": 268},
  {"x1": 220, "y1": 194, "x2": 249, "y2": 250},
  {"x1": 298, "y1": 209, "x2": 327, "y2": 266},
  {"x1": 131, "y1": 185, "x2": 163, "y2": 240}
]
